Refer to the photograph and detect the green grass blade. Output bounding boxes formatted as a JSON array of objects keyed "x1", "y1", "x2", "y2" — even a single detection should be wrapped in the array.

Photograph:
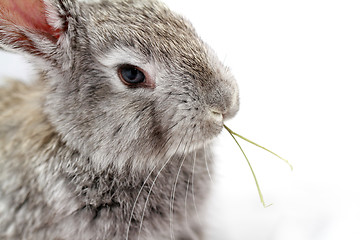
[
  {"x1": 224, "y1": 125, "x2": 293, "y2": 171},
  {"x1": 224, "y1": 126, "x2": 272, "y2": 208}
]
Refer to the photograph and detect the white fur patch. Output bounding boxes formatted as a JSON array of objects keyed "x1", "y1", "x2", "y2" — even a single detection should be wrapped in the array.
[{"x1": 44, "y1": 0, "x2": 63, "y2": 31}]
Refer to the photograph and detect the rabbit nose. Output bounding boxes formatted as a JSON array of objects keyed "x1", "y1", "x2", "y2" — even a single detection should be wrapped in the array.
[
  {"x1": 206, "y1": 84, "x2": 239, "y2": 121},
  {"x1": 224, "y1": 89, "x2": 240, "y2": 120}
]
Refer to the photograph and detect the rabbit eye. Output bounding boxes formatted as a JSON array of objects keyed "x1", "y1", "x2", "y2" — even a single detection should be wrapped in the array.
[{"x1": 118, "y1": 64, "x2": 146, "y2": 86}]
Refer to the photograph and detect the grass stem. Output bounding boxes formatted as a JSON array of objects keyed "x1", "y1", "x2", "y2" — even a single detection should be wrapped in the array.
[{"x1": 224, "y1": 124, "x2": 292, "y2": 207}]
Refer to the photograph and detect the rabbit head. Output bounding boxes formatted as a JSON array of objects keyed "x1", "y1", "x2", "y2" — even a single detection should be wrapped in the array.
[{"x1": 0, "y1": 0, "x2": 239, "y2": 172}]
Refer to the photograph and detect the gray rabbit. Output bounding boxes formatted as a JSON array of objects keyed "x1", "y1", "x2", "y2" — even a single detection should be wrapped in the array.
[{"x1": 0, "y1": 0, "x2": 239, "y2": 239}]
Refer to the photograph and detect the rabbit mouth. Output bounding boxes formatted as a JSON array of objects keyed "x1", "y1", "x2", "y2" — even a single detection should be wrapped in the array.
[{"x1": 158, "y1": 115, "x2": 224, "y2": 157}]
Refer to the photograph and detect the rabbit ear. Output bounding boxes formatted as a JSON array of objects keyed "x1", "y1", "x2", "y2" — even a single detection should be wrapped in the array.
[{"x1": 0, "y1": 0, "x2": 76, "y2": 56}]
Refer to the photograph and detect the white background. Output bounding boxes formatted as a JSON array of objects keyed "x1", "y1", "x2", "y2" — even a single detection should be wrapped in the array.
[{"x1": 1, "y1": 0, "x2": 360, "y2": 239}]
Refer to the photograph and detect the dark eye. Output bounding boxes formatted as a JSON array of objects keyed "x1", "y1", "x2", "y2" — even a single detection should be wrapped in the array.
[{"x1": 118, "y1": 64, "x2": 146, "y2": 85}]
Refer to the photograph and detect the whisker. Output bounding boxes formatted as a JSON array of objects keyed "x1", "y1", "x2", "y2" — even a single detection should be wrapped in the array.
[
  {"x1": 137, "y1": 127, "x2": 190, "y2": 239},
  {"x1": 191, "y1": 150, "x2": 202, "y2": 227},
  {"x1": 204, "y1": 144, "x2": 214, "y2": 184},
  {"x1": 170, "y1": 126, "x2": 194, "y2": 240},
  {"x1": 169, "y1": 128, "x2": 195, "y2": 240},
  {"x1": 166, "y1": 117, "x2": 185, "y2": 133},
  {"x1": 125, "y1": 164, "x2": 158, "y2": 240},
  {"x1": 136, "y1": 155, "x2": 172, "y2": 240},
  {"x1": 125, "y1": 120, "x2": 186, "y2": 240},
  {"x1": 169, "y1": 152, "x2": 187, "y2": 240},
  {"x1": 170, "y1": 126, "x2": 195, "y2": 239},
  {"x1": 184, "y1": 174, "x2": 192, "y2": 229}
]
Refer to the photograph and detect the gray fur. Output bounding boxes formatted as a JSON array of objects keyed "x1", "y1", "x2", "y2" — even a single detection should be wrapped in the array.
[{"x1": 0, "y1": 0, "x2": 239, "y2": 239}]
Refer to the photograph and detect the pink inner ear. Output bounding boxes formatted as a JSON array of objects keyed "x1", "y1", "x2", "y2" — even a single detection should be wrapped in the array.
[{"x1": 0, "y1": 0, "x2": 60, "y2": 39}]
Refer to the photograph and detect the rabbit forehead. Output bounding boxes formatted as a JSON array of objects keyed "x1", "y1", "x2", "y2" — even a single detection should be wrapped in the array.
[{"x1": 84, "y1": 0, "x2": 214, "y2": 79}]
